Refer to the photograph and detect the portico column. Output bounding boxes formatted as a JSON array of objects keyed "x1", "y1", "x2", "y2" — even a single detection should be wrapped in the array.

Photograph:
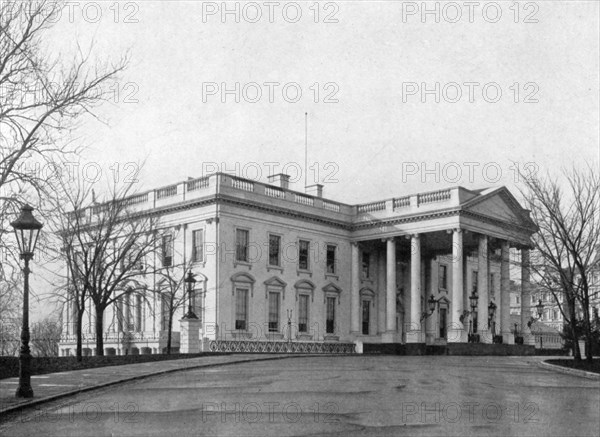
[
  {"x1": 407, "y1": 234, "x2": 422, "y2": 343},
  {"x1": 520, "y1": 248, "x2": 533, "y2": 344},
  {"x1": 386, "y1": 238, "x2": 396, "y2": 335},
  {"x1": 477, "y1": 235, "x2": 491, "y2": 343},
  {"x1": 449, "y1": 229, "x2": 465, "y2": 343},
  {"x1": 500, "y1": 241, "x2": 513, "y2": 344},
  {"x1": 351, "y1": 242, "x2": 360, "y2": 334}
]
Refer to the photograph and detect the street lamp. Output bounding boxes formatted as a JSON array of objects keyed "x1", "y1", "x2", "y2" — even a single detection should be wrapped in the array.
[
  {"x1": 527, "y1": 299, "x2": 544, "y2": 328},
  {"x1": 183, "y1": 271, "x2": 198, "y2": 319},
  {"x1": 286, "y1": 309, "x2": 293, "y2": 343},
  {"x1": 468, "y1": 290, "x2": 479, "y2": 342},
  {"x1": 11, "y1": 204, "x2": 43, "y2": 398},
  {"x1": 420, "y1": 294, "x2": 439, "y2": 321}
]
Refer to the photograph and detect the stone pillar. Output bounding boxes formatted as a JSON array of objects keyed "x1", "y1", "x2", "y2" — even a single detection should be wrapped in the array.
[
  {"x1": 377, "y1": 248, "x2": 386, "y2": 334},
  {"x1": 449, "y1": 228, "x2": 465, "y2": 343},
  {"x1": 520, "y1": 248, "x2": 533, "y2": 344},
  {"x1": 500, "y1": 241, "x2": 513, "y2": 344},
  {"x1": 382, "y1": 238, "x2": 397, "y2": 342},
  {"x1": 180, "y1": 318, "x2": 201, "y2": 353},
  {"x1": 407, "y1": 234, "x2": 422, "y2": 343},
  {"x1": 477, "y1": 235, "x2": 491, "y2": 343},
  {"x1": 351, "y1": 242, "x2": 360, "y2": 334}
]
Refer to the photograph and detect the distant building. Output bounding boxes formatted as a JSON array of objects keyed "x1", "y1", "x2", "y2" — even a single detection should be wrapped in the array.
[{"x1": 59, "y1": 172, "x2": 538, "y2": 356}]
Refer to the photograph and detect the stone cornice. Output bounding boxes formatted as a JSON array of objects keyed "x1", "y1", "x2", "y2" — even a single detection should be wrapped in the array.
[{"x1": 103, "y1": 191, "x2": 535, "y2": 240}]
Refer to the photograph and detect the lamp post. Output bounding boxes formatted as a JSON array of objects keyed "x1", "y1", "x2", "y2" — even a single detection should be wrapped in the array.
[
  {"x1": 468, "y1": 290, "x2": 479, "y2": 343},
  {"x1": 286, "y1": 309, "x2": 293, "y2": 344},
  {"x1": 11, "y1": 204, "x2": 43, "y2": 398},
  {"x1": 527, "y1": 299, "x2": 544, "y2": 349},
  {"x1": 420, "y1": 294, "x2": 438, "y2": 321},
  {"x1": 527, "y1": 299, "x2": 544, "y2": 328},
  {"x1": 183, "y1": 271, "x2": 198, "y2": 319}
]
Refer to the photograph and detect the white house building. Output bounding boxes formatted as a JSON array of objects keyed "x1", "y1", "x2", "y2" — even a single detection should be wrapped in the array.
[{"x1": 59, "y1": 172, "x2": 538, "y2": 356}]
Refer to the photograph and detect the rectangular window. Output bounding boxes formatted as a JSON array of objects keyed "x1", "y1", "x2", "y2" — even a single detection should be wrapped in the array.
[
  {"x1": 326, "y1": 297, "x2": 335, "y2": 334},
  {"x1": 472, "y1": 271, "x2": 478, "y2": 293},
  {"x1": 236, "y1": 229, "x2": 249, "y2": 262},
  {"x1": 192, "y1": 229, "x2": 204, "y2": 263},
  {"x1": 235, "y1": 288, "x2": 248, "y2": 330},
  {"x1": 326, "y1": 245, "x2": 336, "y2": 274},
  {"x1": 269, "y1": 234, "x2": 281, "y2": 267},
  {"x1": 162, "y1": 235, "x2": 173, "y2": 267},
  {"x1": 490, "y1": 273, "x2": 496, "y2": 294},
  {"x1": 299, "y1": 240, "x2": 310, "y2": 270},
  {"x1": 268, "y1": 292, "x2": 280, "y2": 332},
  {"x1": 298, "y1": 295, "x2": 309, "y2": 333},
  {"x1": 362, "y1": 252, "x2": 370, "y2": 278},
  {"x1": 439, "y1": 264, "x2": 448, "y2": 290}
]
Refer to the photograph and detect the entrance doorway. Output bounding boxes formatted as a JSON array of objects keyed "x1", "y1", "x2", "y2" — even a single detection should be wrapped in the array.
[
  {"x1": 439, "y1": 307, "x2": 447, "y2": 339},
  {"x1": 362, "y1": 300, "x2": 370, "y2": 335}
]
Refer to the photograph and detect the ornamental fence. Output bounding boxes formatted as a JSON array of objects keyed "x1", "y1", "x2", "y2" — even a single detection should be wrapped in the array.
[{"x1": 208, "y1": 340, "x2": 355, "y2": 354}]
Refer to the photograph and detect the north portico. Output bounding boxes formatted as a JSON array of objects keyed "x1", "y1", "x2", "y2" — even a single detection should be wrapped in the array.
[{"x1": 349, "y1": 186, "x2": 537, "y2": 347}]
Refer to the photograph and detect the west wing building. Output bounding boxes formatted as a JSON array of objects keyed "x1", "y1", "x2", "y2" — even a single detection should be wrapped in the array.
[{"x1": 59, "y1": 172, "x2": 537, "y2": 356}]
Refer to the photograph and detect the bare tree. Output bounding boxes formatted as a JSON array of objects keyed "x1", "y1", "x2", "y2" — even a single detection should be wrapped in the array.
[
  {"x1": 50, "y1": 172, "x2": 165, "y2": 356},
  {"x1": 30, "y1": 316, "x2": 62, "y2": 357},
  {"x1": 0, "y1": 0, "x2": 128, "y2": 207},
  {"x1": 517, "y1": 166, "x2": 599, "y2": 363}
]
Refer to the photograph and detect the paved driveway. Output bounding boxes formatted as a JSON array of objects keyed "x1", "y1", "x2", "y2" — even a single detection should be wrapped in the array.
[{"x1": 1, "y1": 356, "x2": 598, "y2": 436}]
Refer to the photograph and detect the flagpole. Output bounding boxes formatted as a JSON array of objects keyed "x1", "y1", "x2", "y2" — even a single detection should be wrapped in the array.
[{"x1": 304, "y1": 112, "x2": 308, "y2": 190}]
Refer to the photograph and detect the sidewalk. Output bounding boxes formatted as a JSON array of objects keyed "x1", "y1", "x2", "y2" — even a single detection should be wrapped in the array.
[{"x1": 0, "y1": 354, "x2": 300, "y2": 417}]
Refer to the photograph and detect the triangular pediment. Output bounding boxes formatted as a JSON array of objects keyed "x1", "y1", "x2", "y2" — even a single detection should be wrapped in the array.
[
  {"x1": 264, "y1": 276, "x2": 287, "y2": 288},
  {"x1": 462, "y1": 188, "x2": 533, "y2": 227},
  {"x1": 322, "y1": 282, "x2": 342, "y2": 294}
]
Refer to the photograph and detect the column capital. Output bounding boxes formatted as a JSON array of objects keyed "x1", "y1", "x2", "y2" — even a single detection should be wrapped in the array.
[
  {"x1": 405, "y1": 233, "x2": 420, "y2": 240},
  {"x1": 446, "y1": 228, "x2": 462, "y2": 234},
  {"x1": 351, "y1": 241, "x2": 359, "y2": 247},
  {"x1": 381, "y1": 237, "x2": 395, "y2": 243}
]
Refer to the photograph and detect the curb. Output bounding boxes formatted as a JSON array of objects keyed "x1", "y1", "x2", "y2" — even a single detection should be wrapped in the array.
[
  {"x1": 0, "y1": 354, "x2": 307, "y2": 420},
  {"x1": 538, "y1": 361, "x2": 600, "y2": 381}
]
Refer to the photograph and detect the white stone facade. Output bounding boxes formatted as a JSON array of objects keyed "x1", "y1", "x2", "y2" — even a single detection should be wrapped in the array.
[{"x1": 59, "y1": 173, "x2": 537, "y2": 355}]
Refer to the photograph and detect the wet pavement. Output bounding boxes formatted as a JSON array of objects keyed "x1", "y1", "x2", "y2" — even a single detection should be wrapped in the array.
[
  {"x1": 0, "y1": 354, "x2": 291, "y2": 414},
  {"x1": 1, "y1": 355, "x2": 598, "y2": 436}
]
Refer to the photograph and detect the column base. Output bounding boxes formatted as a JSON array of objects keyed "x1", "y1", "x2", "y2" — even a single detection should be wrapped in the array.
[
  {"x1": 405, "y1": 330, "x2": 424, "y2": 344},
  {"x1": 447, "y1": 329, "x2": 467, "y2": 343},
  {"x1": 479, "y1": 330, "x2": 493, "y2": 344},
  {"x1": 502, "y1": 331, "x2": 514, "y2": 345},
  {"x1": 381, "y1": 331, "x2": 401, "y2": 343}
]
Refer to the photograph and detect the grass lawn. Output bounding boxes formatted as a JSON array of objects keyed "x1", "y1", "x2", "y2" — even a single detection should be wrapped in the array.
[{"x1": 546, "y1": 358, "x2": 600, "y2": 374}]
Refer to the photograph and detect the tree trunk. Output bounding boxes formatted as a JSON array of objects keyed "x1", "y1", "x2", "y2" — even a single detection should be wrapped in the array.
[
  {"x1": 76, "y1": 311, "x2": 84, "y2": 362},
  {"x1": 95, "y1": 306, "x2": 105, "y2": 356},
  {"x1": 167, "y1": 312, "x2": 173, "y2": 355},
  {"x1": 568, "y1": 299, "x2": 581, "y2": 363}
]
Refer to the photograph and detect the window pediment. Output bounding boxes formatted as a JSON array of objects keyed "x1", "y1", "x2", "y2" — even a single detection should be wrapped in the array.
[
  {"x1": 322, "y1": 282, "x2": 342, "y2": 304},
  {"x1": 264, "y1": 276, "x2": 286, "y2": 299},
  {"x1": 294, "y1": 279, "x2": 315, "y2": 302},
  {"x1": 360, "y1": 287, "x2": 375, "y2": 298},
  {"x1": 231, "y1": 272, "x2": 255, "y2": 297},
  {"x1": 231, "y1": 272, "x2": 255, "y2": 284}
]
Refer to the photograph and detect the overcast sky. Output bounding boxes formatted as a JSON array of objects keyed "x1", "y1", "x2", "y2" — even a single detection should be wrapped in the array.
[
  {"x1": 35, "y1": 0, "x2": 597, "y2": 206},
  {"x1": 26, "y1": 1, "x2": 599, "y2": 320}
]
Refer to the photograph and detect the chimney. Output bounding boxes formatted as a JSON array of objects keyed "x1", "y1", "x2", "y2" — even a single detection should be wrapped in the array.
[
  {"x1": 305, "y1": 184, "x2": 323, "y2": 198},
  {"x1": 267, "y1": 173, "x2": 290, "y2": 189}
]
